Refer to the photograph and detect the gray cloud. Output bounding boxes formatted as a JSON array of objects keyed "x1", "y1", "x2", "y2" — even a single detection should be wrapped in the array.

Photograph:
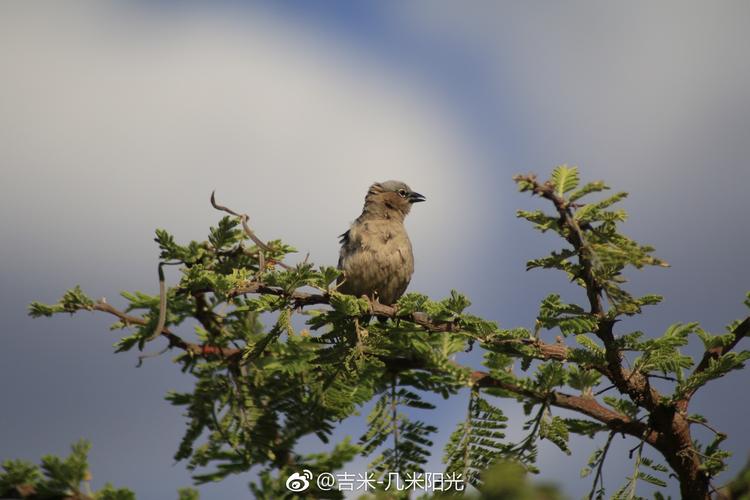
[
  {"x1": 2, "y1": 2, "x2": 749, "y2": 498},
  {"x1": 385, "y1": 1, "x2": 750, "y2": 496},
  {"x1": 0, "y1": 3, "x2": 485, "y2": 498},
  {"x1": 0, "y1": 2, "x2": 485, "y2": 288}
]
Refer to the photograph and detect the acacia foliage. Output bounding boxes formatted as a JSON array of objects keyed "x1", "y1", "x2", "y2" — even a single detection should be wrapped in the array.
[
  {"x1": 28, "y1": 167, "x2": 750, "y2": 499},
  {"x1": 0, "y1": 440, "x2": 199, "y2": 500}
]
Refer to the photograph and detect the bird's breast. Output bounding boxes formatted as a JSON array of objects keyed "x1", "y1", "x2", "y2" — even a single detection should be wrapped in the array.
[
  {"x1": 337, "y1": 219, "x2": 415, "y2": 305},
  {"x1": 354, "y1": 221, "x2": 411, "y2": 254}
]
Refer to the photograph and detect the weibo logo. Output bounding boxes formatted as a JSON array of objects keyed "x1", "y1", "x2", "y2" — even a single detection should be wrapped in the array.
[{"x1": 286, "y1": 469, "x2": 313, "y2": 492}]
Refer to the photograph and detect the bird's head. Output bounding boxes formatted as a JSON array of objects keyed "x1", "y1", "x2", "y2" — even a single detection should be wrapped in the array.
[{"x1": 363, "y1": 180, "x2": 426, "y2": 219}]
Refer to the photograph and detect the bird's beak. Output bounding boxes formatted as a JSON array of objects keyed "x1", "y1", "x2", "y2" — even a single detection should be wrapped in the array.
[{"x1": 408, "y1": 191, "x2": 426, "y2": 203}]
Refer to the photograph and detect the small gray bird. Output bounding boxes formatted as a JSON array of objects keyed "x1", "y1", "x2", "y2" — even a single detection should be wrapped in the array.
[{"x1": 337, "y1": 180, "x2": 426, "y2": 305}]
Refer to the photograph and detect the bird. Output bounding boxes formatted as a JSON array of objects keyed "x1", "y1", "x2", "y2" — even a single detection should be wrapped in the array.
[{"x1": 337, "y1": 180, "x2": 426, "y2": 306}]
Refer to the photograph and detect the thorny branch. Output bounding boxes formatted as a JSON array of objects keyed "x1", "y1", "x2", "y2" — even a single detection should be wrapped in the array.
[
  {"x1": 210, "y1": 191, "x2": 292, "y2": 272},
  {"x1": 146, "y1": 193, "x2": 294, "y2": 343},
  {"x1": 470, "y1": 370, "x2": 651, "y2": 441},
  {"x1": 76, "y1": 184, "x2": 748, "y2": 500},
  {"x1": 90, "y1": 292, "x2": 649, "y2": 444},
  {"x1": 94, "y1": 188, "x2": 675, "y2": 451},
  {"x1": 92, "y1": 300, "x2": 242, "y2": 360},
  {"x1": 513, "y1": 174, "x2": 661, "y2": 411},
  {"x1": 511, "y1": 173, "x2": 748, "y2": 499}
]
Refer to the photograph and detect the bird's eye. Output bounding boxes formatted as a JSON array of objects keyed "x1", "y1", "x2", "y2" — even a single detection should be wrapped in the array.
[{"x1": 397, "y1": 189, "x2": 407, "y2": 197}]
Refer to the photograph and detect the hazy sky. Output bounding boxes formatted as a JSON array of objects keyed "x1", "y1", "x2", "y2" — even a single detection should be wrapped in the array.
[{"x1": 1, "y1": 2, "x2": 749, "y2": 498}]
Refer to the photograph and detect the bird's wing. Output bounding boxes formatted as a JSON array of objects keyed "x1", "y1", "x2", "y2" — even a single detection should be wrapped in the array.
[
  {"x1": 338, "y1": 229, "x2": 351, "y2": 246},
  {"x1": 337, "y1": 229, "x2": 351, "y2": 271}
]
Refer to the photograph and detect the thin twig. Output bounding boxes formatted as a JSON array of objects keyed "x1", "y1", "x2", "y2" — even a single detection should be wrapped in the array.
[
  {"x1": 136, "y1": 345, "x2": 170, "y2": 367},
  {"x1": 678, "y1": 316, "x2": 750, "y2": 411},
  {"x1": 391, "y1": 373, "x2": 399, "y2": 470},
  {"x1": 92, "y1": 299, "x2": 241, "y2": 359},
  {"x1": 587, "y1": 431, "x2": 615, "y2": 500},
  {"x1": 646, "y1": 373, "x2": 678, "y2": 382},
  {"x1": 146, "y1": 261, "x2": 181, "y2": 342},
  {"x1": 595, "y1": 384, "x2": 616, "y2": 396},
  {"x1": 210, "y1": 191, "x2": 292, "y2": 271},
  {"x1": 687, "y1": 417, "x2": 725, "y2": 437}
]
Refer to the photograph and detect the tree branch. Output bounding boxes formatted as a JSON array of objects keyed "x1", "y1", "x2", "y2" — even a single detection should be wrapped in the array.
[
  {"x1": 210, "y1": 191, "x2": 292, "y2": 271},
  {"x1": 470, "y1": 369, "x2": 653, "y2": 441},
  {"x1": 693, "y1": 316, "x2": 750, "y2": 375},
  {"x1": 512, "y1": 174, "x2": 604, "y2": 316},
  {"x1": 514, "y1": 173, "x2": 661, "y2": 411},
  {"x1": 94, "y1": 282, "x2": 577, "y2": 371},
  {"x1": 229, "y1": 283, "x2": 460, "y2": 333},
  {"x1": 94, "y1": 292, "x2": 649, "y2": 444},
  {"x1": 374, "y1": 351, "x2": 650, "y2": 444},
  {"x1": 92, "y1": 301, "x2": 241, "y2": 360},
  {"x1": 229, "y1": 281, "x2": 583, "y2": 366},
  {"x1": 677, "y1": 316, "x2": 750, "y2": 411}
]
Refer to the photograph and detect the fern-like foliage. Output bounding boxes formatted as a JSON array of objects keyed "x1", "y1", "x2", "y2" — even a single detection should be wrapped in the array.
[
  {"x1": 444, "y1": 389, "x2": 510, "y2": 487},
  {"x1": 0, "y1": 439, "x2": 167, "y2": 500},
  {"x1": 26, "y1": 169, "x2": 750, "y2": 499},
  {"x1": 550, "y1": 164, "x2": 580, "y2": 195},
  {"x1": 360, "y1": 381, "x2": 437, "y2": 482},
  {"x1": 612, "y1": 442, "x2": 669, "y2": 500}
]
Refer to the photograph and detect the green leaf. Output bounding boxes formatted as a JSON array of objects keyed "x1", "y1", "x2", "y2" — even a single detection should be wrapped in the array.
[
  {"x1": 176, "y1": 487, "x2": 200, "y2": 500},
  {"x1": 539, "y1": 414, "x2": 571, "y2": 454},
  {"x1": 551, "y1": 165, "x2": 580, "y2": 196},
  {"x1": 96, "y1": 484, "x2": 137, "y2": 500},
  {"x1": 396, "y1": 292, "x2": 430, "y2": 316},
  {"x1": 516, "y1": 209, "x2": 558, "y2": 233},
  {"x1": 537, "y1": 294, "x2": 597, "y2": 336},
  {"x1": 329, "y1": 292, "x2": 369, "y2": 316},
  {"x1": 637, "y1": 471, "x2": 667, "y2": 487},
  {"x1": 569, "y1": 180, "x2": 610, "y2": 202},
  {"x1": 567, "y1": 366, "x2": 601, "y2": 395},
  {"x1": 0, "y1": 459, "x2": 41, "y2": 494},
  {"x1": 564, "y1": 418, "x2": 608, "y2": 438},
  {"x1": 442, "y1": 289, "x2": 471, "y2": 314}
]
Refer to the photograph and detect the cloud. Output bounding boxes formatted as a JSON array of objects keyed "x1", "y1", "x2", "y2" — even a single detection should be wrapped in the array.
[
  {"x1": 385, "y1": 0, "x2": 750, "y2": 237},
  {"x1": 0, "y1": 2, "x2": 483, "y2": 294},
  {"x1": 380, "y1": 2, "x2": 750, "y2": 495},
  {"x1": 4, "y1": 3, "x2": 749, "y2": 498},
  {"x1": 0, "y1": 4, "x2": 486, "y2": 497},
  {"x1": 384, "y1": 0, "x2": 750, "y2": 325}
]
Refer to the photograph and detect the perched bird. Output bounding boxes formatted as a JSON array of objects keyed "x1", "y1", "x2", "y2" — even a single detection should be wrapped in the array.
[{"x1": 337, "y1": 180, "x2": 426, "y2": 305}]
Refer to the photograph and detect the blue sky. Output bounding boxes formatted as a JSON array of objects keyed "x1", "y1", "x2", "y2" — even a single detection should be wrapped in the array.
[{"x1": 1, "y1": 2, "x2": 749, "y2": 498}]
